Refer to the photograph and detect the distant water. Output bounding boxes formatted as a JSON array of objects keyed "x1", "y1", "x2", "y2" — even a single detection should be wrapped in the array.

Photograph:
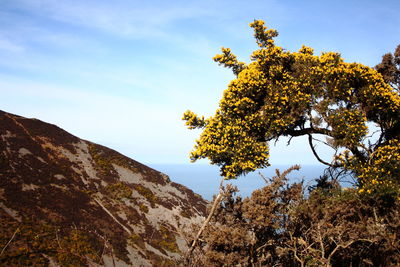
[{"x1": 148, "y1": 163, "x2": 328, "y2": 201}]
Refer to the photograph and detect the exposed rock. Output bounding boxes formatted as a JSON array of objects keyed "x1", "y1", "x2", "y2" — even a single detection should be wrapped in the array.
[{"x1": 0, "y1": 110, "x2": 207, "y2": 266}]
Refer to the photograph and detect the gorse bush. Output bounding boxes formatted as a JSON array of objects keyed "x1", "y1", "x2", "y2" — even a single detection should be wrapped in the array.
[
  {"x1": 187, "y1": 167, "x2": 400, "y2": 266},
  {"x1": 184, "y1": 20, "x2": 400, "y2": 266},
  {"x1": 183, "y1": 20, "x2": 400, "y2": 199}
]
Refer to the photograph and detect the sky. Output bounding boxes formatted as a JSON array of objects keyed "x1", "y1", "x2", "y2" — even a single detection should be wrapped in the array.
[{"x1": 1, "y1": 0, "x2": 399, "y2": 166}]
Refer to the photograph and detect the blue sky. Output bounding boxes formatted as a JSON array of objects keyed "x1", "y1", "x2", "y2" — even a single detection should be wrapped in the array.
[{"x1": 1, "y1": 0, "x2": 399, "y2": 166}]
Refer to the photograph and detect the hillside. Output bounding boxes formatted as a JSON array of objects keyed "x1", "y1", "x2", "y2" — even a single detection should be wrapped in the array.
[{"x1": 0, "y1": 110, "x2": 207, "y2": 266}]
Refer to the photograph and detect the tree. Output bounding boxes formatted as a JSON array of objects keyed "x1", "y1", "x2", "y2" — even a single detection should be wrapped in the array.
[{"x1": 183, "y1": 20, "x2": 400, "y2": 197}]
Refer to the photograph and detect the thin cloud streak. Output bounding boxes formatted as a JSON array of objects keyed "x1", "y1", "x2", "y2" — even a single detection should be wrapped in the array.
[{"x1": 6, "y1": 0, "x2": 213, "y2": 38}]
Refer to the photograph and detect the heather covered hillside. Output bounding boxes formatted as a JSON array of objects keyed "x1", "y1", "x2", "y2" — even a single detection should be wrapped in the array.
[{"x1": 0, "y1": 110, "x2": 206, "y2": 266}]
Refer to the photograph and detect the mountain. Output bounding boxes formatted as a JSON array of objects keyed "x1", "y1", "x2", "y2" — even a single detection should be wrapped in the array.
[{"x1": 0, "y1": 110, "x2": 207, "y2": 266}]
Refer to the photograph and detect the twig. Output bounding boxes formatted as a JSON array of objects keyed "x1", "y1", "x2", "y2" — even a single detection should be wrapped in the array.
[
  {"x1": 111, "y1": 247, "x2": 116, "y2": 267},
  {"x1": 259, "y1": 172, "x2": 269, "y2": 184},
  {"x1": 1, "y1": 226, "x2": 19, "y2": 255},
  {"x1": 186, "y1": 177, "x2": 225, "y2": 257},
  {"x1": 56, "y1": 229, "x2": 62, "y2": 249},
  {"x1": 308, "y1": 134, "x2": 339, "y2": 168},
  {"x1": 316, "y1": 224, "x2": 325, "y2": 259},
  {"x1": 287, "y1": 136, "x2": 294, "y2": 146}
]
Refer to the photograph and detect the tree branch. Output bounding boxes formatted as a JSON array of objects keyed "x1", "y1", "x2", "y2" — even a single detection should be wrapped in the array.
[
  {"x1": 308, "y1": 134, "x2": 339, "y2": 168},
  {"x1": 285, "y1": 127, "x2": 332, "y2": 137}
]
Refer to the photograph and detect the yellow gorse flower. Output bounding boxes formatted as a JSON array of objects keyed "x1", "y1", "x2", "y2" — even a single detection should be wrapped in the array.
[{"x1": 183, "y1": 20, "x2": 400, "y2": 184}]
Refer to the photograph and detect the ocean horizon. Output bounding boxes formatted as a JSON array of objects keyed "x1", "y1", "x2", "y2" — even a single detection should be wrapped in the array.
[{"x1": 148, "y1": 163, "x2": 337, "y2": 201}]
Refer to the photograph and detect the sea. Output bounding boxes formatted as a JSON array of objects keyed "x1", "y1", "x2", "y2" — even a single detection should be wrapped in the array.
[{"x1": 148, "y1": 163, "x2": 334, "y2": 201}]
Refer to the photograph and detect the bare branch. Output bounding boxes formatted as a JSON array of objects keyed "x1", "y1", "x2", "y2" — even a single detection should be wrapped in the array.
[
  {"x1": 312, "y1": 136, "x2": 336, "y2": 150},
  {"x1": 308, "y1": 134, "x2": 340, "y2": 168},
  {"x1": 1, "y1": 226, "x2": 19, "y2": 255},
  {"x1": 56, "y1": 229, "x2": 62, "y2": 249},
  {"x1": 259, "y1": 172, "x2": 269, "y2": 184},
  {"x1": 287, "y1": 136, "x2": 294, "y2": 146},
  {"x1": 186, "y1": 177, "x2": 225, "y2": 258},
  {"x1": 285, "y1": 127, "x2": 332, "y2": 137}
]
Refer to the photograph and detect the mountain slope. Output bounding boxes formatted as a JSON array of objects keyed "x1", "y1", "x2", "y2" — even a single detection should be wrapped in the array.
[{"x1": 0, "y1": 110, "x2": 207, "y2": 266}]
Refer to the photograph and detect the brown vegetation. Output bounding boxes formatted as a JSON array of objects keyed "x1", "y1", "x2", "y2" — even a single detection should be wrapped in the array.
[{"x1": 186, "y1": 166, "x2": 400, "y2": 266}]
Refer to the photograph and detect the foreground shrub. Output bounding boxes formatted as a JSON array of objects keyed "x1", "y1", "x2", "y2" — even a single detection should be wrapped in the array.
[{"x1": 187, "y1": 167, "x2": 400, "y2": 266}]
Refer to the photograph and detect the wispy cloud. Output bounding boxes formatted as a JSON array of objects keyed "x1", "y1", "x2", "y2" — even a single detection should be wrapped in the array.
[{"x1": 6, "y1": 0, "x2": 213, "y2": 38}]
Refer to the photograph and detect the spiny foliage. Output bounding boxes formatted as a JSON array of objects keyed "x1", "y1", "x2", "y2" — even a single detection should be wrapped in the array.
[
  {"x1": 187, "y1": 168, "x2": 400, "y2": 266},
  {"x1": 375, "y1": 44, "x2": 400, "y2": 92},
  {"x1": 183, "y1": 20, "x2": 400, "y2": 198}
]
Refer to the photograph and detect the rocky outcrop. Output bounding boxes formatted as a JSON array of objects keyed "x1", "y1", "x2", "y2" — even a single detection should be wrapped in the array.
[{"x1": 0, "y1": 110, "x2": 207, "y2": 266}]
